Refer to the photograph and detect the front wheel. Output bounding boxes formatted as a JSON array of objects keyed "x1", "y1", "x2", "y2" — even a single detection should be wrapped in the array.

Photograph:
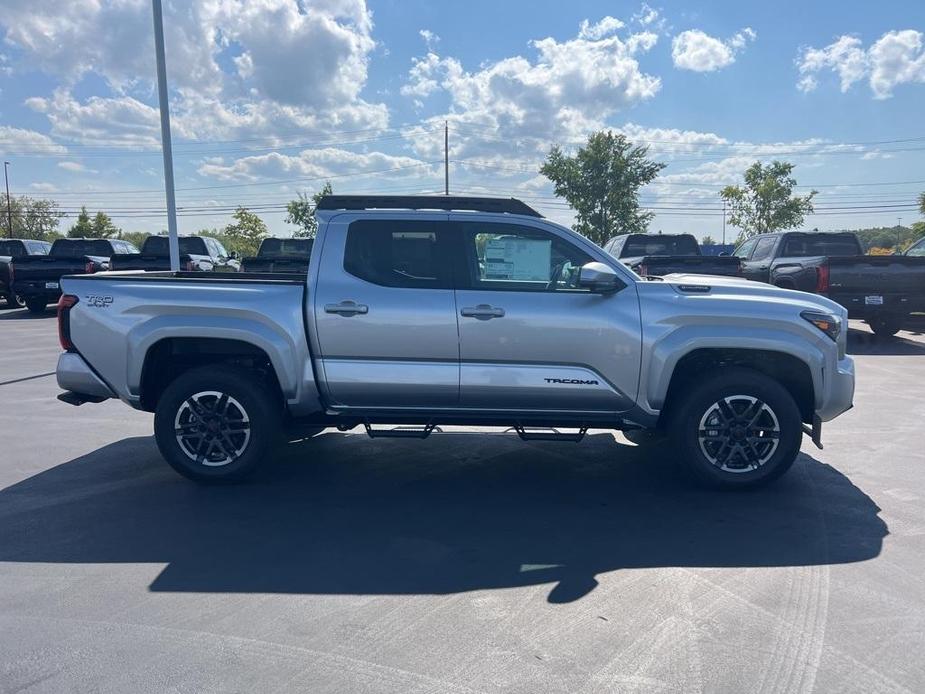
[
  {"x1": 154, "y1": 366, "x2": 281, "y2": 483},
  {"x1": 667, "y1": 367, "x2": 803, "y2": 489},
  {"x1": 24, "y1": 296, "x2": 48, "y2": 314},
  {"x1": 867, "y1": 316, "x2": 901, "y2": 338}
]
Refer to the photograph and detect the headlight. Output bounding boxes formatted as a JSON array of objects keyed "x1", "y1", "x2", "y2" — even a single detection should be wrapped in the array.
[{"x1": 801, "y1": 310, "x2": 841, "y2": 341}]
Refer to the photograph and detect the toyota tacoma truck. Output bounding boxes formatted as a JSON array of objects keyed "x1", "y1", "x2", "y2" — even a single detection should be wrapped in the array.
[
  {"x1": 735, "y1": 231, "x2": 925, "y2": 337},
  {"x1": 0, "y1": 238, "x2": 52, "y2": 308},
  {"x1": 241, "y1": 237, "x2": 313, "y2": 274},
  {"x1": 109, "y1": 234, "x2": 239, "y2": 273},
  {"x1": 54, "y1": 196, "x2": 855, "y2": 489},
  {"x1": 603, "y1": 233, "x2": 742, "y2": 278},
  {"x1": 11, "y1": 237, "x2": 139, "y2": 313}
]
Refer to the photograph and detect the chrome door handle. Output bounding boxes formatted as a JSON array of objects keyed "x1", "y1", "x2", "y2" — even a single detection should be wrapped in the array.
[
  {"x1": 460, "y1": 304, "x2": 505, "y2": 319},
  {"x1": 324, "y1": 300, "x2": 368, "y2": 316}
]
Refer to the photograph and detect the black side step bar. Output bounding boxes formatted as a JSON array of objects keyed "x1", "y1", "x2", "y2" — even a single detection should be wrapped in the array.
[
  {"x1": 510, "y1": 425, "x2": 589, "y2": 443},
  {"x1": 363, "y1": 421, "x2": 440, "y2": 439}
]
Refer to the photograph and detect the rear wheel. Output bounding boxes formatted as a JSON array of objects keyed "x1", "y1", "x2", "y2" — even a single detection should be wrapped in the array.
[
  {"x1": 2, "y1": 293, "x2": 25, "y2": 309},
  {"x1": 24, "y1": 296, "x2": 48, "y2": 314},
  {"x1": 154, "y1": 366, "x2": 280, "y2": 483},
  {"x1": 667, "y1": 367, "x2": 802, "y2": 489},
  {"x1": 867, "y1": 316, "x2": 901, "y2": 338}
]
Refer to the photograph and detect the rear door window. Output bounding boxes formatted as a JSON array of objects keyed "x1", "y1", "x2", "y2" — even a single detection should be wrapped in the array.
[
  {"x1": 782, "y1": 236, "x2": 860, "y2": 256},
  {"x1": 344, "y1": 220, "x2": 454, "y2": 289}
]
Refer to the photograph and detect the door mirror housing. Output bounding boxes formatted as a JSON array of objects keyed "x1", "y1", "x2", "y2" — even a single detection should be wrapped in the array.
[
  {"x1": 578, "y1": 262, "x2": 625, "y2": 294},
  {"x1": 228, "y1": 251, "x2": 238, "y2": 260}
]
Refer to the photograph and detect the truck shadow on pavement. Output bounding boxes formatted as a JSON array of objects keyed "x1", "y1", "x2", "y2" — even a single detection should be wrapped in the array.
[
  {"x1": 0, "y1": 432, "x2": 887, "y2": 604},
  {"x1": 847, "y1": 328, "x2": 925, "y2": 356},
  {"x1": 0, "y1": 309, "x2": 54, "y2": 320}
]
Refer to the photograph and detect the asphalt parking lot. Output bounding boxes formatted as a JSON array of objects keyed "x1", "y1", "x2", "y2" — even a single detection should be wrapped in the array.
[{"x1": 1, "y1": 307, "x2": 924, "y2": 693}]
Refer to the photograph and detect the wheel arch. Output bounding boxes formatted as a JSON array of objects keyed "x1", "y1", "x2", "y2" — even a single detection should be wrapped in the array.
[
  {"x1": 138, "y1": 336, "x2": 286, "y2": 413},
  {"x1": 658, "y1": 347, "x2": 816, "y2": 426}
]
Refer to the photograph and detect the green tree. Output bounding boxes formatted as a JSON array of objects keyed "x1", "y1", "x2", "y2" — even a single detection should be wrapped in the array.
[
  {"x1": 286, "y1": 182, "x2": 332, "y2": 238},
  {"x1": 67, "y1": 206, "x2": 94, "y2": 237},
  {"x1": 701, "y1": 235, "x2": 718, "y2": 246},
  {"x1": 118, "y1": 231, "x2": 150, "y2": 249},
  {"x1": 222, "y1": 207, "x2": 268, "y2": 256},
  {"x1": 91, "y1": 211, "x2": 120, "y2": 238},
  {"x1": 540, "y1": 131, "x2": 666, "y2": 246},
  {"x1": 720, "y1": 161, "x2": 817, "y2": 237},
  {"x1": 919, "y1": 191, "x2": 924, "y2": 216},
  {"x1": 0, "y1": 194, "x2": 61, "y2": 240}
]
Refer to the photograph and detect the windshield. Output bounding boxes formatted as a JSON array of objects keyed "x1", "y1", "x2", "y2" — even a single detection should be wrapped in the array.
[
  {"x1": 259, "y1": 238, "x2": 313, "y2": 258},
  {"x1": 906, "y1": 238, "x2": 925, "y2": 257},
  {"x1": 50, "y1": 240, "x2": 114, "y2": 257},
  {"x1": 622, "y1": 235, "x2": 699, "y2": 257},
  {"x1": 143, "y1": 236, "x2": 208, "y2": 256},
  {"x1": 781, "y1": 235, "x2": 860, "y2": 256}
]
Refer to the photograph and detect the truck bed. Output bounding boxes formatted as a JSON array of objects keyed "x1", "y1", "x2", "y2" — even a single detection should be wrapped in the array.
[{"x1": 627, "y1": 255, "x2": 742, "y2": 277}]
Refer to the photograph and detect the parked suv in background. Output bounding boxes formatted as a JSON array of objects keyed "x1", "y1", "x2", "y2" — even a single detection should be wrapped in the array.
[
  {"x1": 0, "y1": 239, "x2": 52, "y2": 308},
  {"x1": 56, "y1": 196, "x2": 854, "y2": 490}
]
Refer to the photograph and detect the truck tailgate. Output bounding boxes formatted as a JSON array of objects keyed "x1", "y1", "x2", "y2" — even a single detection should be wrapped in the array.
[{"x1": 828, "y1": 256, "x2": 925, "y2": 294}]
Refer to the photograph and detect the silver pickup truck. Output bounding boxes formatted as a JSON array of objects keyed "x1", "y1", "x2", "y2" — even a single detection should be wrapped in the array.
[{"x1": 55, "y1": 196, "x2": 855, "y2": 489}]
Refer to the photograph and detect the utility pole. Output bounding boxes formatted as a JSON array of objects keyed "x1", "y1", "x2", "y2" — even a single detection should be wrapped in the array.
[
  {"x1": 3, "y1": 161, "x2": 12, "y2": 239},
  {"x1": 151, "y1": 0, "x2": 180, "y2": 272},
  {"x1": 721, "y1": 198, "x2": 726, "y2": 246},
  {"x1": 444, "y1": 121, "x2": 449, "y2": 195},
  {"x1": 898, "y1": 217, "x2": 903, "y2": 229}
]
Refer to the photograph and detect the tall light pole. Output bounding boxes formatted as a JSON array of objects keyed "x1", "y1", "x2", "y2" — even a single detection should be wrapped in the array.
[
  {"x1": 151, "y1": 0, "x2": 180, "y2": 271},
  {"x1": 444, "y1": 121, "x2": 449, "y2": 195},
  {"x1": 3, "y1": 162, "x2": 12, "y2": 239}
]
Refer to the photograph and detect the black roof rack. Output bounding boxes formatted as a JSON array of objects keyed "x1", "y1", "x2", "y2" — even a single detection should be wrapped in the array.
[{"x1": 315, "y1": 195, "x2": 542, "y2": 218}]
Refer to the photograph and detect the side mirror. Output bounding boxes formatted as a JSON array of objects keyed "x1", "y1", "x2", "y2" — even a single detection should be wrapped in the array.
[
  {"x1": 578, "y1": 262, "x2": 625, "y2": 294},
  {"x1": 228, "y1": 251, "x2": 238, "y2": 260}
]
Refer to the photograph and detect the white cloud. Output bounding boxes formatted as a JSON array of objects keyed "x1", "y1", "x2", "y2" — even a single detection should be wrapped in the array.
[
  {"x1": 3, "y1": 0, "x2": 388, "y2": 144},
  {"x1": 671, "y1": 28, "x2": 756, "y2": 72},
  {"x1": 25, "y1": 90, "x2": 164, "y2": 147},
  {"x1": 797, "y1": 30, "x2": 925, "y2": 98},
  {"x1": 57, "y1": 161, "x2": 99, "y2": 173},
  {"x1": 578, "y1": 17, "x2": 625, "y2": 40},
  {"x1": 419, "y1": 29, "x2": 440, "y2": 51},
  {"x1": 632, "y1": 3, "x2": 667, "y2": 32},
  {"x1": 400, "y1": 18, "x2": 661, "y2": 158},
  {"x1": 196, "y1": 147, "x2": 430, "y2": 182},
  {"x1": 0, "y1": 125, "x2": 67, "y2": 153}
]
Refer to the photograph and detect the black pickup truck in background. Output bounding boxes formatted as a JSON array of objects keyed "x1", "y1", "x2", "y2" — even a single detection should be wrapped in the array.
[
  {"x1": 10, "y1": 238, "x2": 139, "y2": 313},
  {"x1": 0, "y1": 239, "x2": 52, "y2": 308},
  {"x1": 735, "y1": 231, "x2": 925, "y2": 337},
  {"x1": 109, "y1": 235, "x2": 239, "y2": 273},
  {"x1": 603, "y1": 233, "x2": 742, "y2": 277},
  {"x1": 241, "y1": 237, "x2": 313, "y2": 273}
]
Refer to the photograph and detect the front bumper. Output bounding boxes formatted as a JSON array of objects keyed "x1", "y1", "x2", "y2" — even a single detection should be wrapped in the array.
[
  {"x1": 56, "y1": 352, "x2": 115, "y2": 400},
  {"x1": 816, "y1": 355, "x2": 855, "y2": 422}
]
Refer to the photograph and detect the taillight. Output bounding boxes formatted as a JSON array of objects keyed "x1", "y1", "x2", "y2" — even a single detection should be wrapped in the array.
[
  {"x1": 185, "y1": 260, "x2": 196, "y2": 272},
  {"x1": 638, "y1": 263, "x2": 648, "y2": 277},
  {"x1": 84, "y1": 261, "x2": 95, "y2": 274},
  {"x1": 7, "y1": 262, "x2": 13, "y2": 284},
  {"x1": 58, "y1": 294, "x2": 79, "y2": 351},
  {"x1": 815, "y1": 264, "x2": 829, "y2": 293}
]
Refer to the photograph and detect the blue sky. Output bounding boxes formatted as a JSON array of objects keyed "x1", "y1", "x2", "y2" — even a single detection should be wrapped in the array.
[{"x1": 0, "y1": 0, "x2": 923, "y2": 240}]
